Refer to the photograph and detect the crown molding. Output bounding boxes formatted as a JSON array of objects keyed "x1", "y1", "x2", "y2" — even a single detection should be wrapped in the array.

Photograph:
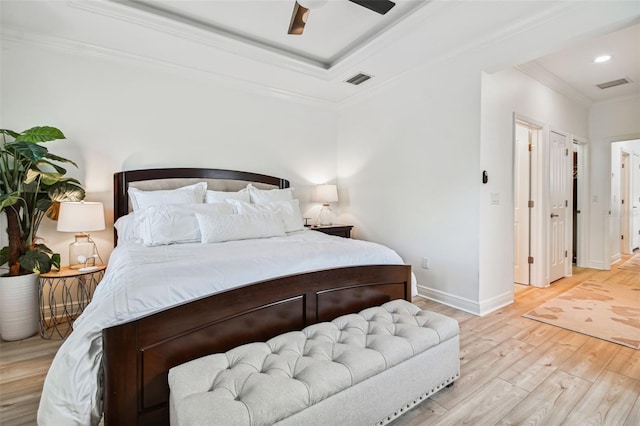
[
  {"x1": 1, "y1": 28, "x2": 335, "y2": 109},
  {"x1": 68, "y1": 0, "x2": 331, "y2": 80},
  {"x1": 591, "y1": 91, "x2": 640, "y2": 107},
  {"x1": 515, "y1": 61, "x2": 593, "y2": 108}
]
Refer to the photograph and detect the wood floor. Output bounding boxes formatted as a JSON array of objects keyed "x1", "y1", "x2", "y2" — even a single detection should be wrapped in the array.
[{"x1": 1, "y1": 258, "x2": 638, "y2": 426}]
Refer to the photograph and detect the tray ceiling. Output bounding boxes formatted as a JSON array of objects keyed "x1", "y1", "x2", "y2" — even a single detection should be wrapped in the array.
[{"x1": 115, "y1": 0, "x2": 428, "y2": 69}]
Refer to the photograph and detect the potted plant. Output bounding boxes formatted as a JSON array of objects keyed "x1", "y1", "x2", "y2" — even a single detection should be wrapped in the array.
[{"x1": 0, "y1": 126, "x2": 85, "y2": 340}]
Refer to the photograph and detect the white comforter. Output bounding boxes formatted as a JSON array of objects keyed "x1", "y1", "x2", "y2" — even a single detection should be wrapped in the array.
[{"x1": 38, "y1": 230, "x2": 413, "y2": 426}]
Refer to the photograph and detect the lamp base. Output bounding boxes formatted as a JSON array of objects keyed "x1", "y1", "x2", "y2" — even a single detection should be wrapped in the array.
[
  {"x1": 318, "y1": 204, "x2": 334, "y2": 226},
  {"x1": 69, "y1": 233, "x2": 97, "y2": 269}
]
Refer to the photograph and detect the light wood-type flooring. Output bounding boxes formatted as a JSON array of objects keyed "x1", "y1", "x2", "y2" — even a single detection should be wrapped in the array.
[{"x1": 1, "y1": 257, "x2": 638, "y2": 425}]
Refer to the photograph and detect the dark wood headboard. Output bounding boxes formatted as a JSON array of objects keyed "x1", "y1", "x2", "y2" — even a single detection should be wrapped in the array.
[{"x1": 113, "y1": 167, "x2": 290, "y2": 220}]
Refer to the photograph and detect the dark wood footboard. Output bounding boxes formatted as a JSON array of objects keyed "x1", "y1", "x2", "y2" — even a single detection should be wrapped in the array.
[{"x1": 102, "y1": 264, "x2": 412, "y2": 425}]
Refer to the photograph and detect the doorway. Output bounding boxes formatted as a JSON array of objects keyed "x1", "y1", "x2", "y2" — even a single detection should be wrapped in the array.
[
  {"x1": 609, "y1": 139, "x2": 640, "y2": 263},
  {"x1": 571, "y1": 137, "x2": 588, "y2": 267},
  {"x1": 514, "y1": 117, "x2": 575, "y2": 287}
]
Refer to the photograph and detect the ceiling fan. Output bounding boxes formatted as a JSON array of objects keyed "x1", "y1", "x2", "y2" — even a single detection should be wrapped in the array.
[{"x1": 288, "y1": 0, "x2": 396, "y2": 35}]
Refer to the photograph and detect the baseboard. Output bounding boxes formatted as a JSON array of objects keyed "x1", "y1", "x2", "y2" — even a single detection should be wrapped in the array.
[
  {"x1": 41, "y1": 301, "x2": 83, "y2": 322},
  {"x1": 477, "y1": 291, "x2": 514, "y2": 316},
  {"x1": 416, "y1": 285, "x2": 514, "y2": 317},
  {"x1": 416, "y1": 285, "x2": 481, "y2": 316},
  {"x1": 587, "y1": 260, "x2": 609, "y2": 270}
]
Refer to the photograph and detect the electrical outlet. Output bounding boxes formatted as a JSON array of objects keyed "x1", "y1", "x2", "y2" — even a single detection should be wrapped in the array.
[{"x1": 421, "y1": 257, "x2": 430, "y2": 269}]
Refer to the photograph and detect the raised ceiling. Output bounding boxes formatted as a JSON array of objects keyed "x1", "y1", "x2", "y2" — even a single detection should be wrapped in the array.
[{"x1": 119, "y1": 0, "x2": 428, "y2": 68}]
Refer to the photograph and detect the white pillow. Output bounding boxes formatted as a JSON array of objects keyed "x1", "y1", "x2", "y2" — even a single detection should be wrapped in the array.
[
  {"x1": 128, "y1": 182, "x2": 207, "y2": 211},
  {"x1": 205, "y1": 188, "x2": 250, "y2": 204},
  {"x1": 227, "y1": 199, "x2": 304, "y2": 233},
  {"x1": 138, "y1": 203, "x2": 234, "y2": 246},
  {"x1": 247, "y1": 183, "x2": 294, "y2": 204},
  {"x1": 114, "y1": 213, "x2": 141, "y2": 244},
  {"x1": 196, "y1": 211, "x2": 286, "y2": 243}
]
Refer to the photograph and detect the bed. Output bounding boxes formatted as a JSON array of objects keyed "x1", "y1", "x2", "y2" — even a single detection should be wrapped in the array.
[{"x1": 37, "y1": 168, "x2": 413, "y2": 426}]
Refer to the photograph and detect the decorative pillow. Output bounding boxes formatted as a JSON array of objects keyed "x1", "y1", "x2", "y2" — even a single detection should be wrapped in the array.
[
  {"x1": 205, "y1": 188, "x2": 250, "y2": 204},
  {"x1": 128, "y1": 182, "x2": 207, "y2": 211},
  {"x1": 227, "y1": 199, "x2": 304, "y2": 233},
  {"x1": 114, "y1": 213, "x2": 141, "y2": 244},
  {"x1": 138, "y1": 203, "x2": 234, "y2": 246},
  {"x1": 247, "y1": 183, "x2": 294, "y2": 204},
  {"x1": 196, "y1": 211, "x2": 286, "y2": 243}
]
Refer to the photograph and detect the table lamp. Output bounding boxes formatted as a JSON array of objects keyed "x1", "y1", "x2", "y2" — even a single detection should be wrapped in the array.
[
  {"x1": 313, "y1": 184, "x2": 338, "y2": 226},
  {"x1": 57, "y1": 201, "x2": 105, "y2": 269}
]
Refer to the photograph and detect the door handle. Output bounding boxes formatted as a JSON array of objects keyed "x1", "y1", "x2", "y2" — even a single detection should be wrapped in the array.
[{"x1": 550, "y1": 213, "x2": 559, "y2": 218}]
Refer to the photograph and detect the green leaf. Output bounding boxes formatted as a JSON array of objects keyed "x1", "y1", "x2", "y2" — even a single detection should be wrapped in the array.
[
  {"x1": 0, "y1": 192, "x2": 21, "y2": 211},
  {"x1": 43, "y1": 153, "x2": 77, "y2": 168},
  {"x1": 0, "y1": 246, "x2": 8, "y2": 266},
  {"x1": 19, "y1": 250, "x2": 53, "y2": 274},
  {"x1": 0, "y1": 129, "x2": 20, "y2": 139},
  {"x1": 37, "y1": 159, "x2": 67, "y2": 175},
  {"x1": 29, "y1": 170, "x2": 61, "y2": 186},
  {"x1": 15, "y1": 126, "x2": 65, "y2": 143},
  {"x1": 36, "y1": 198, "x2": 52, "y2": 214},
  {"x1": 48, "y1": 181, "x2": 85, "y2": 200},
  {"x1": 51, "y1": 253, "x2": 61, "y2": 270},
  {"x1": 32, "y1": 243, "x2": 54, "y2": 255},
  {"x1": 6, "y1": 140, "x2": 48, "y2": 163}
]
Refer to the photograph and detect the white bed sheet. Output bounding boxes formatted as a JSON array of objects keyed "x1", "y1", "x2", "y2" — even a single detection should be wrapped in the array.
[{"x1": 38, "y1": 229, "x2": 415, "y2": 426}]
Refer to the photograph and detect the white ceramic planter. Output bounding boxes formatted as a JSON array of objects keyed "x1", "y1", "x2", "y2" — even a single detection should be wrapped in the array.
[{"x1": 0, "y1": 273, "x2": 39, "y2": 341}]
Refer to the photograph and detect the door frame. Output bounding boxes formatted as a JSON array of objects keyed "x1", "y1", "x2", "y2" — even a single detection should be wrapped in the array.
[
  {"x1": 572, "y1": 136, "x2": 589, "y2": 268},
  {"x1": 513, "y1": 120, "x2": 533, "y2": 285},
  {"x1": 621, "y1": 150, "x2": 632, "y2": 254}
]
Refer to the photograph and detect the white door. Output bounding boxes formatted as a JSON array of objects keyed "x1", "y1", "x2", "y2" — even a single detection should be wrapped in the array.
[
  {"x1": 549, "y1": 131, "x2": 568, "y2": 282},
  {"x1": 632, "y1": 154, "x2": 640, "y2": 250},
  {"x1": 514, "y1": 123, "x2": 531, "y2": 285}
]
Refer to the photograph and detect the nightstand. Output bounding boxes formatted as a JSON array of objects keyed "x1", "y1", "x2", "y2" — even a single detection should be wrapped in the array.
[
  {"x1": 311, "y1": 224, "x2": 353, "y2": 238},
  {"x1": 38, "y1": 265, "x2": 106, "y2": 339}
]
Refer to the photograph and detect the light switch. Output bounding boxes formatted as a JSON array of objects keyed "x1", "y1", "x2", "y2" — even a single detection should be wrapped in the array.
[{"x1": 491, "y1": 193, "x2": 500, "y2": 205}]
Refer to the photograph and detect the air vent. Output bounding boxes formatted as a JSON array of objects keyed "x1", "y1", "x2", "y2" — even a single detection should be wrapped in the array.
[
  {"x1": 345, "y1": 73, "x2": 372, "y2": 86},
  {"x1": 596, "y1": 78, "x2": 630, "y2": 89}
]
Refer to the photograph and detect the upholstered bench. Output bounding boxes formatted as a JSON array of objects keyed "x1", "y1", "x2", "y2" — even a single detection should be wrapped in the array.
[{"x1": 168, "y1": 299, "x2": 459, "y2": 426}]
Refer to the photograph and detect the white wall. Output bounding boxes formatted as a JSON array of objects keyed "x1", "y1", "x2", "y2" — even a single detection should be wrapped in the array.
[
  {"x1": 337, "y1": 56, "x2": 482, "y2": 313},
  {"x1": 589, "y1": 96, "x2": 640, "y2": 267},
  {"x1": 480, "y1": 68, "x2": 588, "y2": 299},
  {"x1": 1, "y1": 40, "x2": 338, "y2": 264}
]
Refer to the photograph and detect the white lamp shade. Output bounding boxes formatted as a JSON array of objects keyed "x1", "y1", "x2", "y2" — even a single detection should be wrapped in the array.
[
  {"x1": 57, "y1": 201, "x2": 106, "y2": 232},
  {"x1": 314, "y1": 184, "x2": 338, "y2": 203}
]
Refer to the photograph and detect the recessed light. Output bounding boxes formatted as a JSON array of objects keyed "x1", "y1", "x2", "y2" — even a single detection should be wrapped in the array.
[{"x1": 594, "y1": 55, "x2": 612, "y2": 63}]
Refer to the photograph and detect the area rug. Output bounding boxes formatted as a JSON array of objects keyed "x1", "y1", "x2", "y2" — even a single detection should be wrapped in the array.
[
  {"x1": 619, "y1": 254, "x2": 640, "y2": 271},
  {"x1": 523, "y1": 280, "x2": 640, "y2": 349}
]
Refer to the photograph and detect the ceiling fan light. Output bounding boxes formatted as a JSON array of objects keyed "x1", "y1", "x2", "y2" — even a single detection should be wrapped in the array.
[{"x1": 297, "y1": 0, "x2": 328, "y2": 10}]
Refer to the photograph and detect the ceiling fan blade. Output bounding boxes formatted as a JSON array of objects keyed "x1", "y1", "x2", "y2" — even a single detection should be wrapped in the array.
[
  {"x1": 348, "y1": 0, "x2": 396, "y2": 15},
  {"x1": 288, "y1": 2, "x2": 309, "y2": 35}
]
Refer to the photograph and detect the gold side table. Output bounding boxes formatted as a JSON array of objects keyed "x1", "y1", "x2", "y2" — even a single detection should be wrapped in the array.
[{"x1": 38, "y1": 265, "x2": 106, "y2": 339}]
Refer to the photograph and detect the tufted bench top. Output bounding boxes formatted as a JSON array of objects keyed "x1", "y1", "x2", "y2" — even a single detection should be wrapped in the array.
[{"x1": 169, "y1": 299, "x2": 459, "y2": 426}]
